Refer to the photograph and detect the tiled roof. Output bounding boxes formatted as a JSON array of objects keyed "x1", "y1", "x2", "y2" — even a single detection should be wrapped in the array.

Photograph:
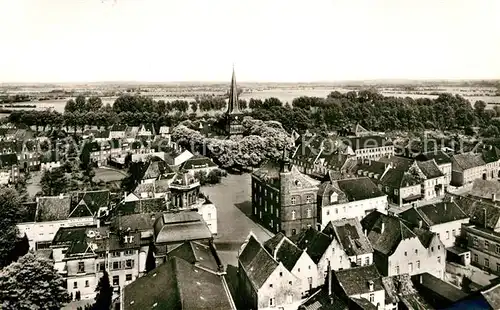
[
  {"x1": 180, "y1": 155, "x2": 218, "y2": 170},
  {"x1": 111, "y1": 124, "x2": 127, "y2": 131},
  {"x1": 274, "y1": 239, "x2": 303, "y2": 271},
  {"x1": 69, "y1": 190, "x2": 110, "y2": 218},
  {"x1": 452, "y1": 153, "x2": 486, "y2": 171},
  {"x1": 380, "y1": 168, "x2": 421, "y2": 189},
  {"x1": 291, "y1": 228, "x2": 332, "y2": 264},
  {"x1": 400, "y1": 201, "x2": 468, "y2": 227},
  {"x1": 414, "y1": 273, "x2": 468, "y2": 303},
  {"x1": 349, "y1": 298, "x2": 378, "y2": 310},
  {"x1": 451, "y1": 194, "x2": 500, "y2": 230},
  {"x1": 299, "y1": 290, "x2": 348, "y2": 310},
  {"x1": 336, "y1": 177, "x2": 385, "y2": 201},
  {"x1": 167, "y1": 241, "x2": 222, "y2": 274},
  {"x1": 334, "y1": 265, "x2": 383, "y2": 296},
  {"x1": 238, "y1": 235, "x2": 279, "y2": 289},
  {"x1": 324, "y1": 218, "x2": 373, "y2": 256},
  {"x1": 112, "y1": 212, "x2": 163, "y2": 232},
  {"x1": 416, "y1": 151, "x2": 452, "y2": 165},
  {"x1": 417, "y1": 160, "x2": 444, "y2": 179},
  {"x1": 120, "y1": 198, "x2": 167, "y2": 215},
  {"x1": 123, "y1": 256, "x2": 234, "y2": 310},
  {"x1": 263, "y1": 232, "x2": 286, "y2": 254},
  {"x1": 379, "y1": 156, "x2": 414, "y2": 171},
  {"x1": 36, "y1": 195, "x2": 72, "y2": 221},
  {"x1": 470, "y1": 179, "x2": 500, "y2": 200},
  {"x1": 153, "y1": 211, "x2": 212, "y2": 244},
  {"x1": 361, "y1": 211, "x2": 416, "y2": 256},
  {"x1": 142, "y1": 158, "x2": 173, "y2": 180},
  {"x1": 352, "y1": 159, "x2": 387, "y2": 176}
]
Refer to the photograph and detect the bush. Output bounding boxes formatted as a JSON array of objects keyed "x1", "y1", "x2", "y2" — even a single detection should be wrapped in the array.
[{"x1": 194, "y1": 169, "x2": 227, "y2": 185}]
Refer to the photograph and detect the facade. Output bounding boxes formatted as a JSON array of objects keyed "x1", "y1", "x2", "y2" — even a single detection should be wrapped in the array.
[
  {"x1": 317, "y1": 177, "x2": 387, "y2": 228},
  {"x1": 109, "y1": 124, "x2": 127, "y2": 139},
  {"x1": 451, "y1": 149, "x2": 500, "y2": 187},
  {"x1": 416, "y1": 150, "x2": 453, "y2": 185},
  {"x1": 344, "y1": 136, "x2": 394, "y2": 161},
  {"x1": 264, "y1": 233, "x2": 319, "y2": 298},
  {"x1": 252, "y1": 150, "x2": 320, "y2": 236},
  {"x1": 361, "y1": 211, "x2": 446, "y2": 279},
  {"x1": 238, "y1": 233, "x2": 303, "y2": 310},
  {"x1": 51, "y1": 225, "x2": 144, "y2": 301},
  {"x1": 398, "y1": 200, "x2": 470, "y2": 248},
  {"x1": 179, "y1": 154, "x2": 219, "y2": 176}
]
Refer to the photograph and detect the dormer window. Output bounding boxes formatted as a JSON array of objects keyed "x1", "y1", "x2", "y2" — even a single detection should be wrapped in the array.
[
  {"x1": 294, "y1": 180, "x2": 301, "y2": 186},
  {"x1": 330, "y1": 192, "x2": 338, "y2": 203}
]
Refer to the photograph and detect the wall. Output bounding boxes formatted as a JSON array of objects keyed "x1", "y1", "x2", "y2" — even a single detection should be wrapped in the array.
[
  {"x1": 252, "y1": 177, "x2": 282, "y2": 233},
  {"x1": 258, "y1": 264, "x2": 302, "y2": 309},
  {"x1": 439, "y1": 163, "x2": 452, "y2": 185},
  {"x1": 319, "y1": 196, "x2": 387, "y2": 228},
  {"x1": 290, "y1": 252, "x2": 319, "y2": 297},
  {"x1": 430, "y1": 219, "x2": 469, "y2": 248},
  {"x1": 198, "y1": 203, "x2": 218, "y2": 235},
  {"x1": 464, "y1": 226, "x2": 500, "y2": 275},
  {"x1": 349, "y1": 289, "x2": 385, "y2": 309},
  {"x1": 348, "y1": 253, "x2": 373, "y2": 268}
]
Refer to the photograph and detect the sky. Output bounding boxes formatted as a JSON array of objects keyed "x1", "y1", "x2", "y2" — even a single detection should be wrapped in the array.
[{"x1": 0, "y1": 0, "x2": 498, "y2": 83}]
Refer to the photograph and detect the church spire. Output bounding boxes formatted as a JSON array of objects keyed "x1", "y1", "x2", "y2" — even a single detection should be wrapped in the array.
[{"x1": 227, "y1": 65, "x2": 240, "y2": 114}]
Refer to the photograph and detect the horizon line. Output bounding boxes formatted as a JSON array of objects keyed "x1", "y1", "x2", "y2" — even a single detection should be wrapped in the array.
[{"x1": 1, "y1": 78, "x2": 499, "y2": 86}]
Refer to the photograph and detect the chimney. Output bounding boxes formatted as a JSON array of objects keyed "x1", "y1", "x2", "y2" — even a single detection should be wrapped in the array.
[
  {"x1": 444, "y1": 203, "x2": 447, "y2": 211},
  {"x1": 129, "y1": 235, "x2": 134, "y2": 243},
  {"x1": 59, "y1": 193, "x2": 64, "y2": 199},
  {"x1": 327, "y1": 261, "x2": 332, "y2": 297},
  {"x1": 449, "y1": 196, "x2": 454, "y2": 203},
  {"x1": 381, "y1": 222, "x2": 385, "y2": 234},
  {"x1": 484, "y1": 208, "x2": 487, "y2": 228},
  {"x1": 419, "y1": 275, "x2": 423, "y2": 284},
  {"x1": 124, "y1": 236, "x2": 128, "y2": 243},
  {"x1": 418, "y1": 220, "x2": 422, "y2": 228},
  {"x1": 493, "y1": 193, "x2": 496, "y2": 202},
  {"x1": 364, "y1": 229, "x2": 367, "y2": 237},
  {"x1": 368, "y1": 280, "x2": 374, "y2": 291}
]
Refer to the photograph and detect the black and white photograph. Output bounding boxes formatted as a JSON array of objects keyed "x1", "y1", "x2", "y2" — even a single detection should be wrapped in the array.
[{"x1": 0, "y1": 0, "x2": 499, "y2": 309}]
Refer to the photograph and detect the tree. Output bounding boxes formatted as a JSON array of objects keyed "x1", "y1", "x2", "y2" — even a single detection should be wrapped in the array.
[
  {"x1": 0, "y1": 253, "x2": 70, "y2": 310},
  {"x1": 0, "y1": 188, "x2": 24, "y2": 268},
  {"x1": 40, "y1": 167, "x2": 69, "y2": 196},
  {"x1": 92, "y1": 270, "x2": 113, "y2": 310}
]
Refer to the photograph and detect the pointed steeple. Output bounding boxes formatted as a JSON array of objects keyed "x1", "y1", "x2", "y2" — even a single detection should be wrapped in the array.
[{"x1": 227, "y1": 65, "x2": 240, "y2": 114}]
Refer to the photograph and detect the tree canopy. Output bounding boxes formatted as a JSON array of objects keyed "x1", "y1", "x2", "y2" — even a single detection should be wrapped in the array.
[{"x1": 0, "y1": 188, "x2": 25, "y2": 268}]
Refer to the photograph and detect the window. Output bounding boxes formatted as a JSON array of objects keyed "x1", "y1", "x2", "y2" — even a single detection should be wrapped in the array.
[
  {"x1": 306, "y1": 209, "x2": 312, "y2": 218},
  {"x1": 113, "y1": 261, "x2": 120, "y2": 270},
  {"x1": 365, "y1": 257, "x2": 370, "y2": 266},
  {"x1": 269, "y1": 298, "x2": 275, "y2": 306},
  {"x1": 497, "y1": 245, "x2": 500, "y2": 254},
  {"x1": 207, "y1": 213, "x2": 212, "y2": 220},
  {"x1": 126, "y1": 274, "x2": 132, "y2": 281},
  {"x1": 474, "y1": 254, "x2": 478, "y2": 262},
  {"x1": 291, "y1": 197, "x2": 296, "y2": 205},
  {"x1": 485, "y1": 241, "x2": 490, "y2": 249},
  {"x1": 408, "y1": 263, "x2": 413, "y2": 273},
  {"x1": 98, "y1": 252, "x2": 105, "y2": 258},
  {"x1": 485, "y1": 258, "x2": 490, "y2": 268},
  {"x1": 446, "y1": 231, "x2": 450, "y2": 240},
  {"x1": 85, "y1": 280, "x2": 89, "y2": 287},
  {"x1": 112, "y1": 251, "x2": 120, "y2": 257},
  {"x1": 306, "y1": 195, "x2": 312, "y2": 203},
  {"x1": 269, "y1": 284, "x2": 273, "y2": 288},
  {"x1": 125, "y1": 259, "x2": 134, "y2": 269},
  {"x1": 437, "y1": 256, "x2": 441, "y2": 263},
  {"x1": 437, "y1": 233, "x2": 440, "y2": 239},
  {"x1": 73, "y1": 281, "x2": 78, "y2": 289},
  {"x1": 404, "y1": 251, "x2": 407, "y2": 256},
  {"x1": 473, "y1": 237, "x2": 478, "y2": 246},
  {"x1": 395, "y1": 266, "x2": 399, "y2": 275},
  {"x1": 112, "y1": 276, "x2": 119, "y2": 286},
  {"x1": 452, "y1": 229, "x2": 456, "y2": 236},
  {"x1": 289, "y1": 281, "x2": 293, "y2": 285},
  {"x1": 279, "y1": 272, "x2": 283, "y2": 277},
  {"x1": 438, "y1": 245, "x2": 441, "y2": 250},
  {"x1": 326, "y1": 210, "x2": 330, "y2": 216},
  {"x1": 369, "y1": 294, "x2": 374, "y2": 302},
  {"x1": 415, "y1": 249, "x2": 418, "y2": 255},
  {"x1": 356, "y1": 258, "x2": 362, "y2": 266},
  {"x1": 431, "y1": 246, "x2": 434, "y2": 252},
  {"x1": 291, "y1": 210, "x2": 296, "y2": 220},
  {"x1": 417, "y1": 260, "x2": 420, "y2": 269},
  {"x1": 78, "y1": 262, "x2": 85, "y2": 273},
  {"x1": 259, "y1": 211, "x2": 262, "y2": 219},
  {"x1": 264, "y1": 201, "x2": 267, "y2": 212},
  {"x1": 124, "y1": 250, "x2": 134, "y2": 256}
]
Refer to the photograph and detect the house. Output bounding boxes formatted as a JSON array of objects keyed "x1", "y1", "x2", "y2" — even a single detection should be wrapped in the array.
[
  {"x1": 332, "y1": 265, "x2": 386, "y2": 309},
  {"x1": 381, "y1": 274, "x2": 433, "y2": 310},
  {"x1": 411, "y1": 273, "x2": 468, "y2": 309},
  {"x1": 139, "y1": 156, "x2": 175, "y2": 184},
  {"x1": 131, "y1": 179, "x2": 170, "y2": 200},
  {"x1": 263, "y1": 233, "x2": 319, "y2": 297},
  {"x1": 361, "y1": 211, "x2": 446, "y2": 279},
  {"x1": 415, "y1": 150, "x2": 452, "y2": 185},
  {"x1": 452, "y1": 194, "x2": 500, "y2": 275},
  {"x1": 238, "y1": 233, "x2": 303, "y2": 310},
  {"x1": 125, "y1": 126, "x2": 139, "y2": 142},
  {"x1": 317, "y1": 177, "x2": 387, "y2": 228},
  {"x1": 451, "y1": 149, "x2": 500, "y2": 186},
  {"x1": 158, "y1": 126, "x2": 170, "y2": 139},
  {"x1": 137, "y1": 124, "x2": 155, "y2": 138},
  {"x1": 17, "y1": 190, "x2": 110, "y2": 250},
  {"x1": 110, "y1": 124, "x2": 127, "y2": 139},
  {"x1": 469, "y1": 179, "x2": 500, "y2": 202},
  {"x1": 179, "y1": 154, "x2": 218, "y2": 176},
  {"x1": 164, "y1": 147, "x2": 194, "y2": 166},
  {"x1": 343, "y1": 135, "x2": 394, "y2": 161},
  {"x1": 398, "y1": 201, "x2": 470, "y2": 248},
  {"x1": 152, "y1": 211, "x2": 213, "y2": 267},
  {"x1": 51, "y1": 225, "x2": 144, "y2": 302},
  {"x1": 322, "y1": 218, "x2": 374, "y2": 269},
  {"x1": 93, "y1": 130, "x2": 110, "y2": 142},
  {"x1": 122, "y1": 255, "x2": 236, "y2": 310},
  {"x1": 252, "y1": 149, "x2": 320, "y2": 236}
]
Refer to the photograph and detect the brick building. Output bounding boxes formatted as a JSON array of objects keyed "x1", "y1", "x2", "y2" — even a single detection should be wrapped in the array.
[{"x1": 252, "y1": 149, "x2": 320, "y2": 236}]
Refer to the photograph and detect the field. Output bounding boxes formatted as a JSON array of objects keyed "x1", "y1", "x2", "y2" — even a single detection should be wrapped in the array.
[{"x1": 93, "y1": 167, "x2": 127, "y2": 183}]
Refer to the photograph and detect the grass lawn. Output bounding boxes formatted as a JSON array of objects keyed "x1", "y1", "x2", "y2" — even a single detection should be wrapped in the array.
[{"x1": 93, "y1": 167, "x2": 127, "y2": 183}]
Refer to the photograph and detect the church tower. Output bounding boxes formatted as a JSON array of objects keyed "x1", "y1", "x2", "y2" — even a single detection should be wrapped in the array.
[{"x1": 225, "y1": 67, "x2": 244, "y2": 136}]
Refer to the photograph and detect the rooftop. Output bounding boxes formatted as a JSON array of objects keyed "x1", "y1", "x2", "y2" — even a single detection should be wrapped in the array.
[
  {"x1": 399, "y1": 201, "x2": 468, "y2": 227},
  {"x1": 238, "y1": 234, "x2": 279, "y2": 289},
  {"x1": 334, "y1": 265, "x2": 383, "y2": 296},
  {"x1": 153, "y1": 211, "x2": 213, "y2": 244},
  {"x1": 323, "y1": 218, "x2": 373, "y2": 256},
  {"x1": 290, "y1": 228, "x2": 332, "y2": 264}
]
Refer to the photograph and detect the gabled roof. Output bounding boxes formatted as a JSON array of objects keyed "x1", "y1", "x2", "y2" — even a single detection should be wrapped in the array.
[
  {"x1": 451, "y1": 194, "x2": 500, "y2": 230},
  {"x1": 123, "y1": 256, "x2": 234, "y2": 310},
  {"x1": 336, "y1": 177, "x2": 385, "y2": 201},
  {"x1": 290, "y1": 228, "x2": 332, "y2": 264},
  {"x1": 481, "y1": 146, "x2": 500, "y2": 164},
  {"x1": 416, "y1": 150, "x2": 452, "y2": 165},
  {"x1": 142, "y1": 158, "x2": 174, "y2": 180},
  {"x1": 381, "y1": 274, "x2": 431, "y2": 309},
  {"x1": 69, "y1": 190, "x2": 110, "y2": 218},
  {"x1": 111, "y1": 124, "x2": 127, "y2": 132},
  {"x1": 334, "y1": 265, "x2": 383, "y2": 296},
  {"x1": 417, "y1": 160, "x2": 444, "y2": 179},
  {"x1": 361, "y1": 211, "x2": 417, "y2": 256},
  {"x1": 299, "y1": 289, "x2": 348, "y2": 310},
  {"x1": 323, "y1": 218, "x2": 373, "y2": 256},
  {"x1": 238, "y1": 235, "x2": 279, "y2": 289},
  {"x1": 452, "y1": 153, "x2": 486, "y2": 171},
  {"x1": 36, "y1": 195, "x2": 72, "y2": 221},
  {"x1": 274, "y1": 239, "x2": 304, "y2": 271},
  {"x1": 252, "y1": 160, "x2": 282, "y2": 187},
  {"x1": 263, "y1": 232, "x2": 286, "y2": 254},
  {"x1": 380, "y1": 168, "x2": 421, "y2": 189},
  {"x1": 167, "y1": 241, "x2": 223, "y2": 274},
  {"x1": 180, "y1": 155, "x2": 218, "y2": 170},
  {"x1": 470, "y1": 179, "x2": 500, "y2": 201},
  {"x1": 153, "y1": 211, "x2": 213, "y2": 244},
  {"x1": 379, "y1": 156, "x2": 414, "y2": 171},
  {"x1": 400, "y1": 201, "x2": 468, "y2": 227}
]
